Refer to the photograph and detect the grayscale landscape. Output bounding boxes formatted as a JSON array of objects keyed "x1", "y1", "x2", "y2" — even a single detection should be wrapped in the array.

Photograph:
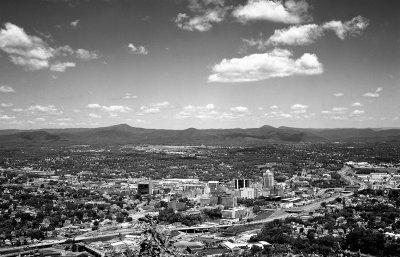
[{"x1": 0, "y1": 0, "x2": 399, "y2": 256}]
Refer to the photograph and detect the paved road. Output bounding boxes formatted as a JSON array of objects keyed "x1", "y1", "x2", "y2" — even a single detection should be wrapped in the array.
[
  {"x1": 244, "y1": 165, "x2": 357, "y2": 226},
  {"x1": 1, "y1": 165, "x2": 361, "y2": 255},
  {"x1": 338, "y1": 165, "x2": 368, "y2": 190}
]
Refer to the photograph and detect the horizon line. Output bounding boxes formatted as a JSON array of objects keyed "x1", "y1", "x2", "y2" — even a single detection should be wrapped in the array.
[{"x1": 1, "y1": 123, "x2": 400, "y2": 131}]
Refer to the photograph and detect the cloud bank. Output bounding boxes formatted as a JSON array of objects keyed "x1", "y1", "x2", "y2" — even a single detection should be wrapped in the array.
[
  {"x1": 208, "y1": 48, "x2": 323, "y2": 83},
  {"x1": 232, "y1": 0, "x2": 312, "y2": 24},
  {"x1": 0, "y1": 23, "x2": 98, "y2": 72},
  {"x1": 243, "y1": 16, "x2": 369, "y2": 48}
]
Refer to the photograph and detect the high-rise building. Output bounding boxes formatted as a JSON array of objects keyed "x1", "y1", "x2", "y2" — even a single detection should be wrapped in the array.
[
  {"x1": 263, "y1": 170, "x2": 274, "y2": 189},
  {"x1": 234, "y1": 179, "x2": 250, "y2": 189}
]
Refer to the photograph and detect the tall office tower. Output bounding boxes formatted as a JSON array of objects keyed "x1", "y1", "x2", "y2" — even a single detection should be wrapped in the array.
[
  {"x1": 234, "y1": 179, "x2": 250, "y2": 190},
  {"x1": 263, "y1": 170, "x2": 274, "y2": 189}
]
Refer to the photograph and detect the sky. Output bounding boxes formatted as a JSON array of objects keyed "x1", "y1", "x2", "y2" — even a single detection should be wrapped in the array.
[{"x1": 0, "y1": 0, "x2": 399, "y2": 130}]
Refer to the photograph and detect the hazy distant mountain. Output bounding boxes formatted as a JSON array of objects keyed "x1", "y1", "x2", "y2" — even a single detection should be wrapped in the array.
[{"x1": 0, "y1": 124, "x2": 400, "y2": 146}]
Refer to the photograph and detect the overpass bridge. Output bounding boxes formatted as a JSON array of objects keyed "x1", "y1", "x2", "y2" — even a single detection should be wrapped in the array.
[
  {"x1": 170, "y1": 224, "x2": 231, "y2": 233},
  {"x1": 0, "y1": 166, "x2": 359, "y2": 256}
]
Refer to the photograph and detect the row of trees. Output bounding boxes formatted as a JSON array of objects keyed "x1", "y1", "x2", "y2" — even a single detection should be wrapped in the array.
[
  {"x1": 157, "y1": 207, "x2": 222, "y2": 226},
  {"x1": 157, "y1": 208, "x2": 202, "y2": 226},
  {"x1": 249, "y1": 218, "x2": 342, "y2": 256}
]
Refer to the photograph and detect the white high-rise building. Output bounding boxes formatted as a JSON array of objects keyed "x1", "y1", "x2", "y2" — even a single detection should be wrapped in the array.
[
  {"x1": 240, "y1": 187, "x2": 256, "y2": 199},
  {"x1": 263, "y1": 170, "x2": 274, "y2": 189}
]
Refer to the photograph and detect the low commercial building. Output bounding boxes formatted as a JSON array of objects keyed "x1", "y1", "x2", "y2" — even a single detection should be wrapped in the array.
[{"x1": 221, "y1": 207, "x2": 253, "y2": 219}]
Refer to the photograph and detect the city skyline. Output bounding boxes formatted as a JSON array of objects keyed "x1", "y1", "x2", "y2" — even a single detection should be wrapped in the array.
[{"x1": 0, "y1": 0, "x2": 399, "y2": 130}]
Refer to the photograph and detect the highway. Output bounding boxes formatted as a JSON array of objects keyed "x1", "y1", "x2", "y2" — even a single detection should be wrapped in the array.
[
  {"x1": 241, "y1": 165, "x2": 358, "y2": 226},
  {"x1": 0, "y1": 230, "x2": 138, "y2": 256},
  {"x1": 0, "y1": 165, "x2": 360, "y2": 255},
  {"x1": 338, "y1": 165, "x2": 368, "y2": 190},
  {"x1": 0, "y1": 189, "x2": 347, "y2": 256}
]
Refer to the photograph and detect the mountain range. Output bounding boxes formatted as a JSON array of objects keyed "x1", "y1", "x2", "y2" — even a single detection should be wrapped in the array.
[{"x1": 0, "y1": 124, "x2": 400, "y2": 146}]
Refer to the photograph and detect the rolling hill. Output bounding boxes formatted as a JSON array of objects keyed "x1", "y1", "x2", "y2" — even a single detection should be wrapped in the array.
[{"x1": 0, "y1": 124, "x2": 399, "y2": 146}]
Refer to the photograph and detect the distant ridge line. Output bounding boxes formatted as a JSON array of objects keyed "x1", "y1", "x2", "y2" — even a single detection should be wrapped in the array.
[{"x1": 0, "y1": 123, "x2": 400, "y2": 145}]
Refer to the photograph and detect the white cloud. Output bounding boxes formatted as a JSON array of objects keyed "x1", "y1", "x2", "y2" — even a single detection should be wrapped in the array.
[
  {"x1": 102, "y1": 105, "x2": 131, "y2": 113},
  {"x1": 322, "y1": 107, "x2": 348, "y2": 115},
  {"x1": 334, "y1": 92, "x2": 344, "y2": 97},
  {"x1": 290, "y1": 103, "x2": 308, "y2": 113},
  {"x1": 363, "y1": 87, "x2": 383, "y2": 98},
  {"x1": 87, "y1": 103, "x2": 101, "y2": 109},
  {"x1": 70, "y1": 19, "x2": 79, "y2": 28},
  {"x1": 9, "y1": 56, "x2": 49, "y2": 70},
  {"x1": 265, "y1": 111, "x2": 292, "y2": 119},
  {"x1": 187, "y1": 0, "x2": 225, "y2": 12},
  {"x1": 177, "y1": 103, "x2": 252, "y2": 121},
  {"x1": 87, "y1": 103, "x2": 131, "y2": 116},
  {"x1": 140, "y1": 106, "x2": 161, "y2": 114},
  {"x1": 50, "y1": 61, "x2": 76, "y2": 72},
  {"x1": 290, "y1": 104, "x2": 308, "y2": 109},
  {"x1": 351, "y1": 102, "x2": 363, "y2": 107},
  {"x1": 0, "y1": 115, "x2": 16, "y2": 120},
  {"x1": 175, "y1": 104, "x2": 224, "y2": 120},
  {"x1": 0, "y1": 85, "x2": 15, "y2": 93},
  {"x1": 139, "y1": 101, "x2": 171, "y2": 115},
  {"x1": 56, "y1": 45, "x2": 74, "y2": 56},
  {"x1": 267, "y1": 24, "x2": 323, "y2": 46},
  {"x1": 151, "y1": 101, "x2": 171, "y2": 108},
  {"x1": 323, "y1": 16, "x2": 369, "y2": 40},
  {"x1": 241, "y1": 37, "x2": 266, "y2": 51},
  {"x1": 75, "y1": 49, "x2": 98, "y2": 60},
  {"x1": 332, "y1": 107, "x2": 348, "y2": 113},
  {"x1": 1, "y1": 103, "x2": 13, "y2": 107},
  {"x1": 175, "y1": 0, "x2": 227, "y2": 32},
  {"x1": 232, "y1": 0, "x2": 312, "y2": 24},
  {"x1": 27, "y1": 105, "x2": 62, "y2": 115},
  {"x1": 184, "y1": 104, "x2": 215, "y2": 111},
  {"x1": 0, "y1": 23, "x2": 97, "y2": 72},
  {"x1": 230, "y1": 106, "x2": 249, "y2": 113},
  {"x1": 243, "y1": 16, "x2": 369, "y2": 48},
  {"x1": 56, "y1": 45, "x2": 98, "y2": 61},
  {"x1": 279, "y1": 113, "x2": 292, "y2": 118},
  {"x1": 351, "y1": 109, "x2": 365, "y2": 116},
  {"x1": 123, "y1": 93, "x2": 138, "y2": 99},
  {"x1": 175, "y1": 9, "x2": 226, "y2": 32},
  {"x1": 128, "y1": 44, "x2": 148, "y2": 55},
  {"x1": 322, "y1": 107, "x2": 365, "y2": 120},
  {"x1": 35, "y1": 117, "x2": 46, "y2": 122},
  {"x1": 363, "y1": 92, "x2": 379, "y2": 98},
  {"x1": 89, "y1": 113, "x2": 101, "y2": 119},
  {"x1": 270, "y1": 105, "x2": 279, "y2": 109},
  {"x1": 0, "y1": 23, "x2": 54, "y2": 70},
  {"x1": 209, "y1": 48, "x2": 323, "y2": 83}
]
